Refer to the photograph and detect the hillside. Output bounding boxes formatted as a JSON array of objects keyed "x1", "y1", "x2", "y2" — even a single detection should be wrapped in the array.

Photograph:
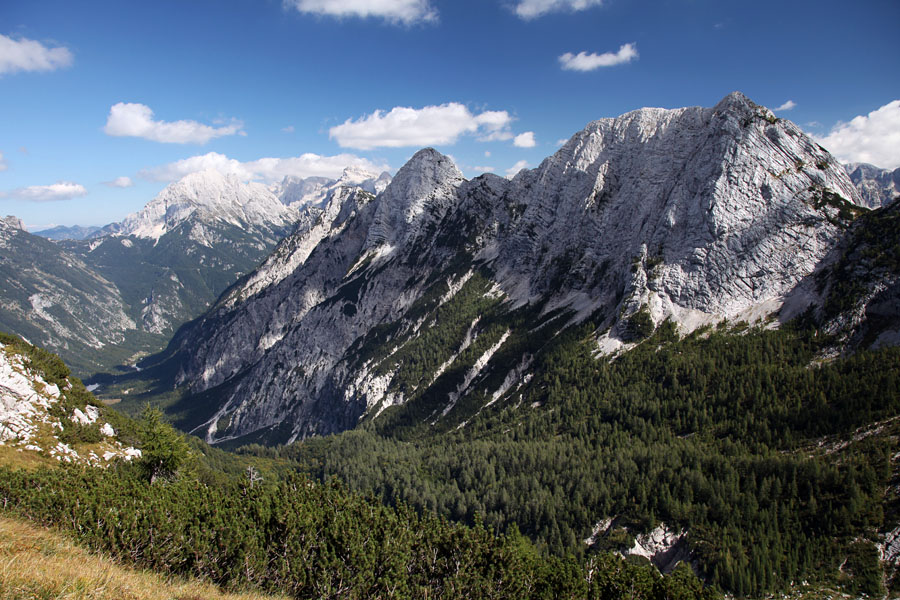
[
  {"x1": 0, "y1": 515, "x2": 288, "y2": 600},
  {"x1": 0, "y1": 333, "x2": 716, "y2": 599},
  {"x1": 0, "y1": 219, "x2": 139, "y2": 375}
]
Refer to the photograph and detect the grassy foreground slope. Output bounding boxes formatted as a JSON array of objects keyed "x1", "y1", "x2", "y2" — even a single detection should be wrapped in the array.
[{"x1": 0, "y1": 516, "x2": 287, "y2": 600}]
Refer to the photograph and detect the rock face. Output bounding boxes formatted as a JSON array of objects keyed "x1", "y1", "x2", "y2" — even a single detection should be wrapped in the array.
[
  {"x1": 0, "y1": 339, "x2": 140, "y2": 465},
  {"x1": 155, "y1": 92, "x2": 865, "y2": 445},
  {"x1": 1, "y1": 216, "x2": 25, "y2": 231},
  {"x1": 845, "y1": 163, "x2": 900, "y2": 209}
]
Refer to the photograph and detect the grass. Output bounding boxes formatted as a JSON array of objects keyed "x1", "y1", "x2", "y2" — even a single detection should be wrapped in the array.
[
  {"x1": 0, "y1": 445, "x2": 55, "y2": 471},
  {"x1": 0, "y1": 515, "x2": 289, "y2": 600}
]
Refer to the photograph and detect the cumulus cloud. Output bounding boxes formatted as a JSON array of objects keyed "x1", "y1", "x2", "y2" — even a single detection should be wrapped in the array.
[
  {"x1": 104, "y1": 176, "x2": 133, "y2": 188},
  {"x1": 513, "y1": 0, "x2": 603, "y2": 19},
  {"x1": 0, "y1": 34, "x2": 73, "y2": 76},
  {"x1": 285, "y1": 0, "x2": 437, "y2": 25},
  {"x1": 506, "y1": 160, "x2": 529, "y2": 178},
  {"x1": 103, "y1": 103, "x2": 244, "y2": 144},
  {"x1": 513, "y1": 131, "x2": 537, "y2": 148},
  {"x1": 472, "y1": 166, "x2": 495, "y2": 173},
  {"x1": 5, "y1": 181, "x2": 88, "y2": 202},
  {"x1": 774, "y1": 100, "x2": 796, "y2": 111},
  {"x1": 0, "y1": 151, "x2": 7, "y2": 172},
  {"x1": 814, "y1": 100, "x2": 900, "y2": 170},
  {"x1": 140, "y1": 151, "x2": 390, "y2": 183},
  {"x1": 329, "y1": 103, "x2": 514, "y2": 150},
  {"x1": 559, "y1": 43, "x2": 638, "y2": 71}
]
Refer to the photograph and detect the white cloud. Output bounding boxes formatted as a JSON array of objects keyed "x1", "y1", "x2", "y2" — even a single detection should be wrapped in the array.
[
  {"x1": 0, "y1": 34, "x2": 73, "y2": 76},
  {"x1": 506, "y1": 159, "x2": 529, "y2": 178},
  {"x1": 559, "y1": 43, "x2": 638, "y2": 71},
  {"x1": 774, "y1": 100, "x2": 796, "y2": 111},
  {"x1": 514, "y1": 0, "x2": 603, "y2": 19},
  {"x1": 484, "y1": 151, "x2": 491, "y2": 158},
  {"x1": 814, "y1": 100, "x2": 900, "y2": 170},
  {"x1": 282, "y1": 125, "x2": 295, "y2": 133},
  {"x1": 285, "y1": 0, "x2": 437, "y2": 25},
  {"x1": 6, "y1": 181, "x2": 87, "y2": 202},
  {"x1": 103, "y1": 103, "x2": 244, "y2": 144},
  {"x1": 513, "y1": 131, "x2": 537, "y2": 148},
  {"x1": 104, "y1": 176, "x2": 133, "y2": 188},
  {"x1": 329, "y1": 103, "x2": 514, "y2": 150},
  {"x1": 140, "y1": 151, "x2": 390, "y2": 183},
  {"x1": 0, "y1": 151, "x2": 7, "y2": 172},
  {"x1": 556, "y1": 138, "x2": 568, "y2": 146},
  {"x1": 472, "y1": 166, "x2": 495, "y2": 173}
]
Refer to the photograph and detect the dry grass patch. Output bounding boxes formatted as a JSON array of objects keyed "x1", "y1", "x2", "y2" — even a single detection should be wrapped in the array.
[
  {"x1": 0, "y1": 445, "x2": 55, "y2": 471},
  {"x1": 0, "y1": 516, "x2": 288, "y2": 600}
]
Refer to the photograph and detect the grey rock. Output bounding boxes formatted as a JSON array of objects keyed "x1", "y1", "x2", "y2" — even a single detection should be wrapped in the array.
[
  {"x1": 163, "y1": 92, "x2": 867, "y2": 444},
  {"x1": 845, "y1": 162, "x2": 900, "y2": 209}
]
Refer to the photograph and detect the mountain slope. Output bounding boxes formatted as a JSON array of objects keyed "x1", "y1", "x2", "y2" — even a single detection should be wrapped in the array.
[
  {"x1": 135, "y1": 92, "x2": 866, "y2": 445},
  {"x1": 0, "y1": 332, "x2": 141, "y2": 466},
  {"x1": 0, "y1": 218, "x2": 136, "y2": 373},
  {"x1": 1, "y1": 171, "x2": 308, "y2": 375}
]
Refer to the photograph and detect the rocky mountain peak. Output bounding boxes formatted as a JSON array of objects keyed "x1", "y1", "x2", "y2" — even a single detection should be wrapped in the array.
[
  {"x1": 365, "y1": 148, "x2": 464, "y2": 250},
  {"x1": 109, "y1": 169, "x2": 296, "y2": 240},
  {"x1": 1, "y1": 215, "x2": 25, "y2": 231}
]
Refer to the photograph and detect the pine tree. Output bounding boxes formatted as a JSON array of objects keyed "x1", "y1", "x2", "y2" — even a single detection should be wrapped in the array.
[{"x1": 137, "y1": 405, "x2": 192, "y2": 484}]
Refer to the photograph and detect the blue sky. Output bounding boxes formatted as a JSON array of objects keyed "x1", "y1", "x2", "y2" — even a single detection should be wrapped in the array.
[{"x1": 1, "y1": 0, "x2": 898, "y2": 229}]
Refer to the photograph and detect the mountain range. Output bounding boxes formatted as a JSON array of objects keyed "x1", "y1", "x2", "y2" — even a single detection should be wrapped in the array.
[
  {"x1": 104, "y1": 91, "x2": 895, "y2": 447},
  {"x1": 1, "y1": 168, "x2": 389, "y2": 374}
]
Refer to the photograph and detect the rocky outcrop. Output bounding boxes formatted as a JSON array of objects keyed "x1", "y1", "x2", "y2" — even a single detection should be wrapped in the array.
[
  {"x1": 0, "y1": 340, "x2": 140, "y2": 465},
  {"x1": 1, "y1": 216, "x2": 25, "y2": 231},
  {"x1": 156, "y1": 92, "x2": 868, "y2": 444}
]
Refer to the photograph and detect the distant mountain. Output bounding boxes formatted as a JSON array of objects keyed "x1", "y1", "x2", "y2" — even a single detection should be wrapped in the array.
[
  {"x1": 136, "y1": 92, "x2": 872, "y2": 445},
  {"x1": 845, "y1": 162, "x2": 900, "y2": 209},
  {"x1": 1, "y1": 170, "x2": 325, "y2": 374},
  {"x1": 271, "y1": 167, "x2": 392, "y2": 210},
  {"x1": 96, "y1": 169, "x2": 297, "y2": 240},
  {"x1": 61, "y1": 170, "x2": 301, "y2": 338},
  {"x1": 32, "y1": 224, "x2": 102, "y2": 241},
  {"x1": 0, "y1": 218, "x2": 135, "y2": 374}
]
